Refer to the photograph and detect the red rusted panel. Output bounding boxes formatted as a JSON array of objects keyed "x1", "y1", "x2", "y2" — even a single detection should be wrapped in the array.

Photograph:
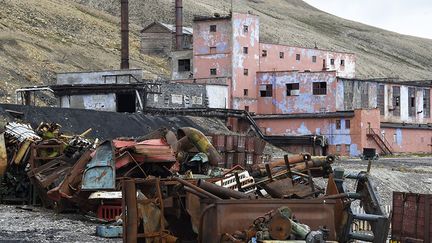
[
  {"x1": 233, "y1": 152, "x2": 245, "y2": 166},
  {"x1": 225, "y1": 135, "x2": 234, "y2": 152},
  {"x1": 254, "y1": 137, "x2": 266, "y2": 155},
  {"x1": 253, "y1": 153, "x2": 263, "y2": 164},
  {"x1": 392, "y1": 192, "x2": 432, "y2": 242},
  {"x1": 234, "y1": 135, "x2": 246, "y2": 152},
  {"x1": 245, "y1": 136, "x2": 255, "y2": 152},
  {"x1": 212, "y1": 135, "x2": 226, "y2": 152}
]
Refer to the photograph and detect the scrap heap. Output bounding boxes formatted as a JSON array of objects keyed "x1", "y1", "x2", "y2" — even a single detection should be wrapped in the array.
[{"x1": 0, "y1": 122, "x2": 390, "y2": 243}]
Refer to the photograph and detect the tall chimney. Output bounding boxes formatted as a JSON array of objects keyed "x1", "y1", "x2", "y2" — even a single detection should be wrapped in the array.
[
  {"x1": 175, "y1": 0, "x2": 183, "y2": 50},
  {"x1": 120, "y1": 0, "x2": 129, "y2": 69}
]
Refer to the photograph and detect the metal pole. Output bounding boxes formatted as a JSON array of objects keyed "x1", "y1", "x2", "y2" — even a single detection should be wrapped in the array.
[{"x1": 123, "y1": 179, "x2": 137, "y2": 243}]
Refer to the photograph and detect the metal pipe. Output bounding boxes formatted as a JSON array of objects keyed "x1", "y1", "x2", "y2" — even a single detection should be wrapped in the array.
[
  {"x1": 175, "y1": 0, "x2": 183, "y2": 50},
  {"x1": 197, "y1": 179, "x2": 252, "y2": 199},
  {"x1": 123, "y1": 179, "x2": 138, "y2": 243},
  {"x1": 120, "y1": 0, "x2": 129, "y2": 69},
  {"x1": 184, "y1": 186, "x2": 209, "y2": 199},
  {"x1": 173, "y1": 177, "x2": 221, "y2": 200}
]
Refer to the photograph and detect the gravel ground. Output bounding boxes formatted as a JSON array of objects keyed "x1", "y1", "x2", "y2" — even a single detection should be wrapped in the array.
[{"x1": 0, "y1": 205, "x2": 121, "y2": 242}]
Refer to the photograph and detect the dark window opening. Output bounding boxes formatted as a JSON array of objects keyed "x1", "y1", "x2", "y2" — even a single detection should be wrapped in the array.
[
  {"x1": 296, "y1": 54, "x2": 301, "y2": 61},
  {"x1": 244, "y1": 69, "x2": 249, "y2": 76},
  {"x1": 424, "y1": 89, "x2": 430, "y2": 118},
  {"x1": 336, "y1": 120, "x2": 341, "y2": 129},
  {"x1": 330, "y1": 59, "x2": 335, "y2": 65},
  {"x1": 178, "y1": 59, "x2": 191, "y2": 72},
  {"x1": 279, "y1": 52, "x2": 284, "y2": 59},
  {"x1": 243, "y1": 25, "x2": 248, "y2": 33},
  {"x1": 345, "y1": 120, "x2": 351, "y2": 129},
  {"x1": 244, "y1": 89, "x2": 249, "y2": 96},
  {"x1": 245, "y1": 106, "x2": 249, "y2": 112},
  {"x1": 210, "y1": 46, "x2": 216, "y2": 54},
  {"x1": 408, "y1": 87, "x2": 416, "y2": 117},
  {"x1": 260, "y1": 84, "x2": 273, "y2": 97},
  {"x1": 210, "y1": 25, "x2": 217, "y2": 32},
  {"x1": 286, "y1": 83, "x2": 299, "y2": 96},
  {"x1": 313, "y1": 82, "x2": 327, "y2": 95},
  {"x1": 392, "y1": 86, "x2": 400, "y2": 116},
  {"x1": 341, "y1": 59, "x2": 345, "y2": 66},
  {"x1": 243, "y1": 47, "x2": 248, "y2": 54},
  {"x1": 322, "y1": 59, "x2": 326, "y2": 69},
  {"x1": 210, "y1": 68, "x2": 217, "y2": 75},
  {"x1": 262, "y1": 50, "x2": 267, "y2": 57},
  {"x1": 116, "y1": 92, "x2": 136, "y2": 113},
  {"x1": 312, "y1": 56, "x2": 317, "y2": 63}
]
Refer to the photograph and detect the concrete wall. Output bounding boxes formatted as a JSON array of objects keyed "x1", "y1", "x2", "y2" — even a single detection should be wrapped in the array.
[
  {"x1": 206, "y1": 85, "x2": 228, "y2": 108},
  {"x1": 171, "y1": 50, "x2": 193, "y2": 80},
  {"x1": 256, "y1": 71, "x2": 338, "y2": 114},
  {"x1": 56, "y1": 69, "x2": 143, "y2": 85},
  {"x1": 259, "y1": 43, "x2": 356, "y2": 78},
  {"x1": 60, "y1": 94, "x2": 117, "y2": 112},
  {"x1": 146, "y1": 82, "x2": 207, "y2": 108}
]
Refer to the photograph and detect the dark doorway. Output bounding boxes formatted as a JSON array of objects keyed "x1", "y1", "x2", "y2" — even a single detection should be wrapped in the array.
[{"x1": 116, "y1": 92, "x2": 136, "y2": 113}]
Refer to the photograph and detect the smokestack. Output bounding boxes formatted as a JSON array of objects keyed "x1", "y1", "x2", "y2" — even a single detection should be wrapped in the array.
[
  {"x1": 175, "y1": 0, "x2": 183, "y2": 50},
  {"x1": 120, "y1": 0, "x2": 129, "y2": 69}
]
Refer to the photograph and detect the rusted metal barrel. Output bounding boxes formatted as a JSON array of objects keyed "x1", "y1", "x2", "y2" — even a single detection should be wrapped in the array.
[
  {"x1": 197, "y1": 179, "x2": 252, "y2": 199},
  {"x1": 177, "y1": 127, "x2": 223, "y2": 166}
]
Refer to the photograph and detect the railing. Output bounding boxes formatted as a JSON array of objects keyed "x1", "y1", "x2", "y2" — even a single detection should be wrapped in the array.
[{"x1": 367, "y1": 128, "x2": 393, "y2": 155}]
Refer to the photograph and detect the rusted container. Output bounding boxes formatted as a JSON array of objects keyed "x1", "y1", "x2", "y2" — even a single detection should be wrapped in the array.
[
  {"x1": 391, "y1": 192, "x2": 432, "y2": 243},
  {"x1": 212, "y1": 134, "x2": 225, "y2": 152},
  {"x1": 245, "y1": 136, "x2": 255, "y2": 152},
  {"x1": 233, "y1": 152, "x2": 245, "y2": 166},
  {"x1": 245, "y1": 152, "x2": 254, "y2": 165},
  {"x1": 254, "y1": 137, "x2": 267, "y2": 155},
  {"x1": 234, "y1": 135, "x2": 246, "y2": 152},
  {"x1": 225, "y1": 135, "x2": 234, "y2": 152},
  {"x1": 225, "y1": 152, "x2": 234, "y2": 168}
]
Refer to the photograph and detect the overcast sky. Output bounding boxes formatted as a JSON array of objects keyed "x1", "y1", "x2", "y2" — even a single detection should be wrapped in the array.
[{"x1": 303, "y1": 0, "x2": 432, "y2": 39}]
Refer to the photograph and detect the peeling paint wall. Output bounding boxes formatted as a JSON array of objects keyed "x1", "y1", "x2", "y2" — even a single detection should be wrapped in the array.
[
  {"x1": 146, "y1": 82, "x2": 207, "y2": 108},
  {"x1": 256, "y1": 71, "x2": 338, "y2": 114},
  {"x1": 259, "y1": 43, "x2": 356, "y2": 78},
  {"x1": 206, "y1": 85, "x2": 228, "y2": 108},
  {"x1": 171, "y1": 50, "x2": 193, "y2": 80},
  {"x1": 380, "y1": 127, "x2": 432, "y2": 153},
  {"x1": 60, "y1": 94, "x2": 117, "y2": 111}
]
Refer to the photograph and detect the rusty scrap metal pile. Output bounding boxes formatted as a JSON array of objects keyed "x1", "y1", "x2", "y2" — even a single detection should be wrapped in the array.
[{"x1": 0, "y1": 122, "x2": 390, "y2": 243}]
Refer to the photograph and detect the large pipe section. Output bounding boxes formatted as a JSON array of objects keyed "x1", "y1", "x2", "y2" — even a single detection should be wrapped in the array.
[
  {"x1": 120, "y1": 0, "x2": 129, "y2": 69},
  {"x1": 197, "y1": 179, "x2": 252, "y2": 199},
  {"x1": 175, "y1": 0, "x2": 183, "y2": 50},
  {"x1": 173, "y1": 177, "x2": 221, "y2": 200}
]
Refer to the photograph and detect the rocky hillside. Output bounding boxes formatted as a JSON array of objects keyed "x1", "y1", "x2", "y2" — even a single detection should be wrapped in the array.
[
  {"x1": 1, "y1": 0, "x2": 432, "y2": 103},
  {"x1": 0, "y1": 0, "x2": 169, "y2": 103}
]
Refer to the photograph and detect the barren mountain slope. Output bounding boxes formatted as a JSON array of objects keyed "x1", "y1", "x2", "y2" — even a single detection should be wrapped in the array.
[
  {"x1": 0, "y1": 0, "x2": 169, "y2": 103},
  {"x1": 77, "y1": 0, "x2": 432, "y2": 80}
]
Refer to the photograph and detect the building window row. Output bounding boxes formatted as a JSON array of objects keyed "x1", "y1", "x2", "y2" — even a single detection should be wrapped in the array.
[
  {"x1": 258, "y1": 82, "x2": 327, "y2": 97},
  {"x1": 258, "y1": 50, "x2": 346, "y2": 66}
]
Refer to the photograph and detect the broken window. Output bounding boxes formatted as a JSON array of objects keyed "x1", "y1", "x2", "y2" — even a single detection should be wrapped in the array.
[
  {"x1": 116, "y1": 92, "x2": 136, "y2": 113},
  {"x1": 424, "y1": 89, "x2": 430, "y2": 118},
  {"x1": 377, "y1": 84, "x2": 385, "y2": 115},
  {"x1": 341, "y1": 59, "x2": 345, "y2": 66},
  {"x1": 408, "y1": 87, "x2": 416, "y2": 117},
  {"x1": 210, "y1": 68, "x2": 217, "y2": 76},
  {"x1": 279, "y1": 52, "x2": 284, "y2": 59},
  {"x1": 262, "y1": 50, "x2": 267, "y2": 57},
  {"x1": 243, "y1": 47, "x2": 248, "y2": 54},
  {"x1": 244, "y1": 69, "x2": 248, "y2": 76},
  {"x1": 243, "y1": 25, "x2": 248, "y2": 33},
  {"x1": 392, "y1": 86, "x2": 400, "y2": 116},
  {"x1": 210, "y1": 46, "x2": 216, "y2": 54},
  {"x1": 210, "y1": 25, "x2": 217, "y2": 32},
  {"x1": 330, "y1": 59, "x2": 335, "y2": 65},
  {"x1": 244, "y1": 89, "x2": 248, "y2": 96},
  {"x1": 312, "y1": 56, "x2": 317, "y2": 63},
  {"x1": 313, "y1": 82, "x2": 327, "y2": 95},
  {"x1": 178, "y1": 59, "x2": 191, "y2": 72},
  {"x1": 345, "y1": 120, "x2": 350, "y2": 129},
  {"x1": 336, "y1": 120, "x2": 341, "y2": 129},
  {"x1": 260, "y1": 84, "x2": 273, "y2": 97},
  {"x1": 286, "y1": 83, "x2": 299, "y2": 96},
  {"x1": 296, "y1": 54, "x2": 301, "y2": 61},
  {"x1": 345, "y1": 144, "x2": 350, "y2": 152}
]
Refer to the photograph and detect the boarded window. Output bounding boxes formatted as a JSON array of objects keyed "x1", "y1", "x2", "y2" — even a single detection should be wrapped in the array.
[
  {"x1": 260, "y1": 84, "x2": 273, "y2": 97},
  {"x1": 377, "y1": 84, "x2": 385, "y2": 115},
  {"x1": 392, "y1": 86, "x2": 400, "y2": 117},
  {"x1": 341, "y1": 59, "x2": 345, "y2": 66},
  {"x1": 244, "y1": 89, "x2": 248, "y2": 96},
  {"x1": 210, "y1": 68, "x2": 217, "y2": 75},
  {"x1": 210, "y1": 25, "x2": 217, "y2": 32},
  {"x1": 408, "y1": 87, "x2": 416, "y2": 117},
  {"x1": 244, "y1": 69, "x2": 249, "y2": 76},
  {"x1": 243, "y1": 47, "x2": 248, "y2": 54},
  {"x1": 262, "y1": 50, "x2": 267, "y2": 57},
  {"x1": 345, "y1": 120, "x2": 350, "y2": 129},
  {"x1": 286, "y1": 83, "x2": 299, "y2": 96},
  {"x1": 280, "y1": 52, "x2": 284, "y2": 59},
  {"x1": 243, "y1": 25, "x2": 248, "y2": 33},
  {"x1": 424, "y1": 89, "x2": 430, "y2": 118},
  {"x1": 330, "y1": 59, "x2": 335, "y2": 65},
  {"x1": 313, "y1": 82, "x2": 327, "y2": 95},
  {"x1": 312, "y1": 56, "x2": 317, "y2": 63},
  {"x1": 178, "y1": 59, "x2": 191, "y2": 72},
  {"x1": 296, "y1": 54, "x2": 301, "y2": 61},
  {"x1": 336, "y1": 120, "x2": 341, "y2": 129}
]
